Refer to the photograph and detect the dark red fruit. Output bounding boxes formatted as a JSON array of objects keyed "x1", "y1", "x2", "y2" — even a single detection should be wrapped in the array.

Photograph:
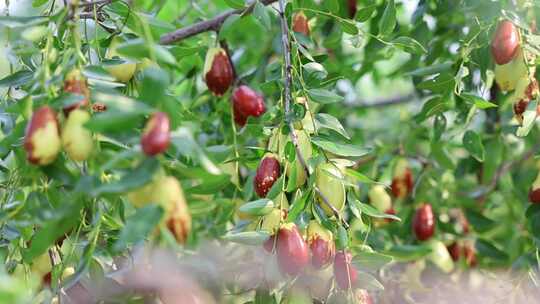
[
  {"x1": 63, "y1": 70, "x2": 90, "y2": 116},
  {"x1": 292, "y1": 11, "x2": 310, "y2": 36},
  {"x1": 232, "y1": 85, "x2": 266, "y2": 126},
  {"x1": 310, "y1": 237, "x2": 335, "y2": 269},
  {"x1": 529, "y1": 188, "x2": 540, "y2": 203},
  {"x1": 141, "y1": 112, "x2": 170, "y2": 156},
  {"x1": 276, "y1": 223, "x2": 309, "y2": 276},
  {"x1": 391, "y1": 159, "x2": 414, "y2": 199},
  {"x1": 463, "y1": 243, "x2": 477, "y2": 267},
  {"x1": 491, "y1": 20, "x2": 520, "y2": 65},
  {"x1": 412, "y1": 203, "x2": 435, "y2": 241},
  {"x1": 347, "y1": 0, "x2": 357, "y2": 18},
  {"x1": 254, "y1": 155, "x2": 281, "y2": 197},
  {"x1": 333, "y1": 250, "x2": 357, "y2": 290},
  {"x1": 447, "y1": 242, "x2": 461, "y2": 261},
  {"x1": 204, "y1": 47, "x2": 234, "y2": 96}
]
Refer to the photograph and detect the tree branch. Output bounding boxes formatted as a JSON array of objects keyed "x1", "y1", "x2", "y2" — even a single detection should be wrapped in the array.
[
  {"x1": 159, "y1": 0, "x2": 278, "y2": 45},
  {"x1": 277, "y1": 0, "x2": 348, "y2": 229}
]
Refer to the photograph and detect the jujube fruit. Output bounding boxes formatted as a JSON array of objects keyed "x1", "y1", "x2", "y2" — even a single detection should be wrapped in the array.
[
  {"x1": 105, "y1": 39, "x2": 137, "y2": 83},
  {"x1": 63, "y1": 69, "x2": 89, "y2": 116},
  {"x1": 427, "y1": 240, "x2": 454, "y2": 273},
  {"x1": 254, "y1": 154, "x2": 281, "y2": 197},
  {"x1": 315, "y1": 162, "x2": 345, "y2": 215},
  {"x1": 491, "y1": 20, "x2": 520, "y2": 65},
  {"x1": 307, "y1": 220, "x2": 335, "y2": 269},
  {"x1": 204, "y1": 47, "x2": 234, "y2": 96},
  {"x1": 368, "y1": 185, "x2": 392, "y2": 212},
  {"x1": 447, "y1": 242, "x2": 461, "y2": 261},
  {"x1": 333, "y1": 250, "x2": 357, "y2": 290},
  {"x1": 61, "y1": 109, "x2": 94, "y2": 161},
  {"x1": 24, "y1": 106, "x2": 61, "y2": 165},
  {"x1": 529, "y1": 170, "x2": 540, "y2": 203},
  {"x1": 276, "y1": 223, "x2": 309, "y2": 276},
  {"x1": 391, "y1": 158, "x2": 414, "y2": 199},
  {"x1": 154, "y1": 176, "x2": 191, "y2": 243},
  {"x1": 347, "y1": 0, "x2": 358, "y2": 19},
  {"x1": 412, "y1": 203, "x2": 435, "y2": 241},
  {"x1": 232, "y1": 85, "x2": 266, "y2": 126},
  {"x1": 141, "y1": 112, "x2": 170, "y2": 156},
  {"x1": 292, "y1": 11, "x2": 310, "y2": 36},
  {"x1": 494, "y1": 49, "x2": 529, "y2": 92},
  {"x1": 287, "y1": 130, "x2": 312, "y2": 187},
  {"x1": 463, "y1": 242, "x2": 477, "y2": 267}
]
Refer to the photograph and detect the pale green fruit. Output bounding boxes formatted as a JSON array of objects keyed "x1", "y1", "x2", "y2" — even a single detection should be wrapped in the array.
[
  {"x1": 260, "y1": 208, "x2": 285, "y2": 233},
  {"x1": 105, "y1": 39, "x2": 137, "y2": 82},
  {"x1": 286, "y1": 130, "x2": 312, "y2": 187},
  {"x1": 427, "y1": 240, "x2": 454, "y2": 273},
  {"x1": 62, "y1": 109, "x2": 93, "y2": 161},
  {"x1": 315, "y1": 162, "x2": 345, "y2": 215},
  {"x1": 495, "y1": 49, "x2": 529, "y2": 92},
  {"x1": 368, "y1": 185, "x2": 391, "y2": 212}
]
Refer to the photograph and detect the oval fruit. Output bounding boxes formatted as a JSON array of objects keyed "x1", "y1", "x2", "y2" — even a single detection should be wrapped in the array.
[
  {"x1": 203, "y1": 47, "x2": 234, "y2": 96},
  {"x1": 276, "y1": 223, "x2": 309, "y2": 276},
  {"x1": 254, "y1": 154, "x2": 281, "y2": 197},
  {"x1": 427, "y1": 240, "x2": 454, "y2": 273},
  {"x1": 63, "y1": 69, "x2": 90, "y2": 116},
  {"x1": 315, "y1": 162, "x2": 345, "y2": 215},
  {"x1": 232, "y1": 85, "x2": 266, "y2": 126},
  {"x1": 368, "y1": 185, "x2": 392, "y2": 212},
  {"x1": 287, "y1": 130, "x2": 312, "y2": 187},
  {"x1": 24, "y1": 106, "x2": 61, "y2": 165},
  {"x1": 261, "y1": 208, "x2": 287, "y2": 234},
  {"x1": 292, "y1": 11, "x2": 310, "y2": 36},
  {"x1": 62, "y1": 109, "x2": 93, "y2": 161},
  {"x1": 391, "y1": 158, "x2": 413, "y2": 199},
  {"x1": 412, "y1": 203, "x2": 435, "y2": 241},
  {"x1": 105, "y1": 39, "x2": 137, "y2": 83},
  {"x1": 447, "y1": 242, "x2": 461, "y2": 261},
  {"x1": 495, "y1": 49, "x2": 529, "y2": 91},
  {"x1": 151, "y1": 176, "x2": 191, "y2": 243},
  {"x1": 141, "y1": 112, "x2": 170, "y2": 156},
  {"x1": 491, "y1": 20, "x2": 520, "y2": 65},
  {"x1": 307, "y1": 220, "x2": 335, "y2": 269},
  {"x1": 333, "y1": 250, "x2": 357, "y2": 290}
]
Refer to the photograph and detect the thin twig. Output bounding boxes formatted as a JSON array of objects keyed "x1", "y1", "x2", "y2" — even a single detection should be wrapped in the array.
[
  {"x1": 354, "y1": 92, "x2": 417, "y2": 108},
  {"x1": 79, "y1": 0, "x2": 113, "y2": 7},
  {"x1": 277, "y1": 0, "x2": 348, "y2": 228},
  {"x1": 159, "y1": 0, "x2": 278, "y2": 45}
]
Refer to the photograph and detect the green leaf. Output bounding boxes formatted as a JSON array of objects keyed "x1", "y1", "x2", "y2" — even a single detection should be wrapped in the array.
[
  {"x1": 339, "y1": 19, "x2": 358, "y2": 35},
  {"x1": 463, "y1": 130, "x2": 485, "y2": 162},
  {"x1": 116, "y1": 39, "x2": 176, "y2": 65},
  {"x1": 383, "y1": 244, "x2": 432, "y2": 262},
  {"x1": 378, "y1": 0, "x2": 396, "y2": 36},
  {"x1": 113, "y1": 205, "x2": 164, "y2": 252},
  {"x1": 307, "y1": 89, "x2": 344, "y2": 104},
  {"x1": 311, "y1": 136, "x2": 370, "y2": 157},
  {"x1": 93, "y1": 158, "x2": 161, "y2": 195},
  {"x1": 357, "y1": 271, "x2": 385, "y2": 291},
  {"x1": 417, "y1": 73, "x2": 455, "y2": 93},
  {"x1": 336, "y1": 225, "x2": 349, "y2": 250},
  {"x1": 85, "y1": 110, "x2": 145, "y2": 133},
  {"x1": 315, "y1": 113, "x2": 350, "y2": 139},
  {"x1": 392, "y1": 36, "x2": 427, "y2": 54},
  {"x1": 461, "y1": 93, "x2": 497, "y2": 109},
  {"x1": 238, "y1": 199, "x2": 274, "y2": 216},
  {"x1": 406, "y1": 62, "x2": 453, "y2": 77},
  {"x1": 352, "y1": 251, "x2": 393, "y2": 271},
  {"x1": 253, "y1": 1, "x2": 271, "y2": 30},
  {"x1": 139, "y1": 67, "x2": 170, "y2": 106},
  {"x1": 350, "y1": 199, "x2": 400, "y2": 221},
  {"x1": 0, "y1": 16, "x2": 47, "y2": 28},
  {"x1": 476, "y1": 239, "x2": 508, "y2": 262},
  {"x1": 32, "y1": 0, "x2": 49, "y2": 7},
  {"x1": 356, "y1": 4, "x2": 377, "y2": 22},
  {"x1": 222, "y1": 231, "x2": 270, "y2": 245},
  {"x1": 516, "y1": 109, "x2": 538, "y2": 137},
  {"x1": 224, "y1": 0, "x2": 245, "y2": 9},
  {"x1": 345, "y1": 169, "x2": 381, "y2": 185},
  {"x1": 0, "y1": 70, "x2": 33, "y2": 88}
]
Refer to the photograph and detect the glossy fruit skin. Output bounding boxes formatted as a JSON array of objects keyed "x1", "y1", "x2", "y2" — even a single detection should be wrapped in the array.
[
  {"x1": 63, "y1": 69, "x2": 90, "y2": 116},
  {"x1": 447, "y1": 242, "x2": 461, "y2": 261},
  {"x1": 232, "y1": 85, "x2": 266, "y2": 126},
  {"x1": 391, "y1": 159, "x2": 413, "y2": 198},
  {"x1": 254, "y1": 155, "x2": 281, "y2": 197},
  {"x1": 141, "y1": 112, "x2": 170, "y2": 156},
  {"x1": 292, "y1": 11, "x2": 310, "y2": 36},
  {"x1": 315, "y1": 163, "x2": 346, "y2": 215},
  {"x1": 333, "y1": 250, "x2": 357, "y2": 290},
  {"x1": 491, "y1": 20, "x2": 520, "y2": 65},
  {"x1": 347, "y1": 0, "x2": 358, "y2": 19},
  {"x1": 24, "y1": 106, "x2": 61, "y2": 165},
  {"x1": 276, "y1": 223, "x2": 310, "y2": 276},
  {"x1": 61, "y1": 109, "x2": 93, "y2": 161},
  {"x1": 307, "y1": 221, "x2": 335, "y2": 269},
  {"x1": 412, "y1": 203, "x2": 435, "y2": 241},
  {"x1": 204, "y1": 47, "x2": 234, "y2": 96}
]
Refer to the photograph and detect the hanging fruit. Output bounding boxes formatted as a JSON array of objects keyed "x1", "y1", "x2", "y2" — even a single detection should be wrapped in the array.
[
  {"x1": 204, "y1": 47, "x2": 234, "y2": 96},
  {"x1": 24, "y1": 106, "x2": 61, "y2": 166}
]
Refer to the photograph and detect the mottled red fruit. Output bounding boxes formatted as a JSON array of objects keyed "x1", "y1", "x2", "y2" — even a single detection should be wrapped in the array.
[
  {"x1": 355, "y1": 289, "x2": 373, "y2": 304},
  {"x1": 204, "y1": 47, "x2": 234, "y2": 96},
  {"x1": 24, "y1": 106, "x2": 61, "y2": 165},
  {"x1": 412, "y1": 203, "x2": 435, "y2": 241},
  {"x1": 333, "y1": 250, "x2": 358, "y2": 290},
  {"x1": 276, "y1": 223, "x2": 309, "y2": 276},
  {"x1": 310, "y1": 237, "x2": 335, "y2": 269},
  {"x1": 463, "y1": 244, "x2": 477, "y2": 267},
  {"x1": 63, "y1": 70, "x2": 90, "y2": 116},
  {"x1": 232, "y1": 85, "x2": 266, "y2": 126},
  {"x1": 491, "y1": 20, "x2": 520, "y2": 65},
  {"x1": 529, "y1": 188, "x2": 540, "y2": 203},
  {"x1": 141, "y1": 112, "x2": 170, "y2": 156},
  {"x1": 254, "y1": 155, "x2": 281, "y2": 197},
  {"x1": 391, "y1": 168, "x2": 413, "y2": 198},
  {"x1": 347, "y1": 0, "x2": 357, "y2": 18},
  {"x1": 292, "y1": 11, "x2": 310, "y2": 36},
  {"x1": 447, "y1": 242, "x2": 461, "y2": 261},
  {"x1": 92, "y1": 102, "x2": 107, "y2": 113}
]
